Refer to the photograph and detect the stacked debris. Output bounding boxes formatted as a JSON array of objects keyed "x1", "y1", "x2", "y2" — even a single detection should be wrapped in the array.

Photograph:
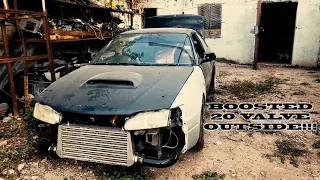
[
  {"x1": 48, "y1": 17, "x2": 127, "y2": 39},
  {"x1": 27, "y1": 53, "x2": 93, "y2": 97},
  {"x1": 0, "y1": 0, "x2": 138, "y2": 109},
  {"x1": 0, "y1": 103, "x2": 8, "y2": 117},
  {"x1": 70, "y1": 0, "x2": 135, "y2": 12}
]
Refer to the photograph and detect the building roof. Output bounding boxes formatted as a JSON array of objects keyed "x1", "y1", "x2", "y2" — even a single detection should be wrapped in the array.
[{"x1": 121, "y1": 28, "x2": 196, "y2": 35}]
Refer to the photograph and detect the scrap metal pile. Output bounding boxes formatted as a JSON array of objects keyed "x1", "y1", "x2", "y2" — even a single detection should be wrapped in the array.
[
  {"x1": 28, "y1": 54, "x2": 93, "y2": 97},
  {"x1": 0, "y1": 0, "x2": 135, "y2": 107},
  {"x1": 48, "y1": 17, "x2": 126, "y2": 39}
]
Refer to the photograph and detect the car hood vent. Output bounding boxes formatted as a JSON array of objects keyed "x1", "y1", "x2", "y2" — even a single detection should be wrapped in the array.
[{"x1": 81, "y1": 71, "x2": 142, "y2": 89}]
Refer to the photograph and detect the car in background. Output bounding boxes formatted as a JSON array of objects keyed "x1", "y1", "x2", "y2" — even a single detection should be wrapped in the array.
[
  {"x1": 33, "y1": 28, "x2": 216, "y2": 167},
  {"x1": 144, "y1": 14, "x2": 205, "y2": 38}
]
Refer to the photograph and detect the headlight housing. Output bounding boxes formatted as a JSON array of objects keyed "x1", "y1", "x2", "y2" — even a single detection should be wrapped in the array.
[
  {"x1": 124, "y1": 109, "x2": 171, "y2": 130},
  {"x1": 33, "y1": 102, "x2": 62, "y2": 124}
]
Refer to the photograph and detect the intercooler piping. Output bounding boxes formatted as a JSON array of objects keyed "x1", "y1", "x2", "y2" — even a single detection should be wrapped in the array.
[
  {"x1": 47, "y1": 144, "x2": 179, "y2": 168},
  {"x1": 48, "y1": 143, "x2": 57, "y2": 156},
  {"x1": 136, "y1": 150, "x2": 180, "y2": 168}
]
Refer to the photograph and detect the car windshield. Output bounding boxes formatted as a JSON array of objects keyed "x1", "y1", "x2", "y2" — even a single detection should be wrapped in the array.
[{"x1": 90, "y1": 33, "x2": 195, "y2": 66}]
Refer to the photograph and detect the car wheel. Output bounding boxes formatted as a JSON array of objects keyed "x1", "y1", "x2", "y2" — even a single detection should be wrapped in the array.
[{"x1": 193, "y1": 99, "x2": 205, "y2": 151}]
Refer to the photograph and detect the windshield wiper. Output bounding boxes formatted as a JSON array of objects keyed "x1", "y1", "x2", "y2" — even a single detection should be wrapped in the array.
[{"x1": 92, "y1": 62, "x2": 139, "y2": 65}]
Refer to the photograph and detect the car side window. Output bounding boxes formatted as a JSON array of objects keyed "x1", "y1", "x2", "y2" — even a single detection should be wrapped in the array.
[
  {"x1": 196, "y1": 33, "x2": 208, "y2": 48},
  {"x1": 191, "y1": 33, "x2": 205, "y2": 59}
]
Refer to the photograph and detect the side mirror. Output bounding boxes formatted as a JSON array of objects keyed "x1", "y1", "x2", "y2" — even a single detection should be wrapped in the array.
[{"x1": 201, "y1": 52, "x2": 216, "y2": 63}]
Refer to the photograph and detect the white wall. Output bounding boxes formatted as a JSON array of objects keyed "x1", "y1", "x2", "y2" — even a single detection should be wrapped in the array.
[
  {"x1": 140, "y1": 0, "x2": 320, "y2": 67},
  {"x1": 291, "y1": 0, "x2": 320, "y2": 67}
]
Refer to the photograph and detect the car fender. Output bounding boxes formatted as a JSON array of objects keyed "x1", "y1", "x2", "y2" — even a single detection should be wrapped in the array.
[{"x1": 170, "y1": 66, "x2": 206, "y2": 153}]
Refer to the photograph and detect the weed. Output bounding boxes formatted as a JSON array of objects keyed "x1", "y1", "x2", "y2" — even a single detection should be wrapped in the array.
[
  {"x1": 0, "y1": 108, "x2": 37, "y2": 171},
  {"x1": 221, "y1": 77, "x2": 282, "y2": 99},
  {"x1": 292, "y1": 90, "x2": 306, "y2": 95},
  {"x1": 192, "y1": 171, "x2": 226, "y2": 180},
  {"x1": 312, "y1": 140, "x2": 320, "y2": 149},
  {"x1": 274, "y1": 140, "x2": 306, "y2": 168},
  {"x1": 0, "y1": 132, "x2": 13, "y2": 138},
  {"x1": 94, "y1": 165, "x2": 151, "y2": 180},
  {"x1": 301, "y1": 82, "x2": 310, "y2": 86},
  {"x1": 289, "y1": 157, "x2": 299, "y2": 168},
  {"x1": 24, "y1": 108, "x2": 35, "y2": 132},
  {"x1": 276, "y1": 140, "x2": 305, "y2": 156},
  {"x1": 260, "y1": 131, "x2": 282, "y2": 135},
  {"x1": 316, "y1": 123, "x2": 320, "y2": 136}
]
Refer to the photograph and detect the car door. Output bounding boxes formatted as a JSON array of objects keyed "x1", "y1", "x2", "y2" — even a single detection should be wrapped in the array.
[
  {"x1": 195, "y1": 33, "x2": 214, "y2": 85},
  {"x1": 191, "y1": 33, "x2": 211, "y2": 91}
]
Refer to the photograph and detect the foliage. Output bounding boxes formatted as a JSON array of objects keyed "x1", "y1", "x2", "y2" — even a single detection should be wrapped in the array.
[
  {"x1": 312, "y1": 140, "x2": 320, "y2": 149},
  {"x1": 94, "y1": 165, "x2": 151, "y2": 180},
  {"x1": 274, "y1": 140, "x2": 306, "y2": 168},
  {"x1": 222, "y1": 77, "x2": 282, "y2": 99},
  {"x1": 192, "y1": 171, "x2": 226, "y2": 180}
]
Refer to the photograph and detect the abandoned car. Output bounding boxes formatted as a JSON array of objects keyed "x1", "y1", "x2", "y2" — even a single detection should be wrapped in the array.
[{"x1": 32, "y1": 28, "x2": 216, "y2": 167}]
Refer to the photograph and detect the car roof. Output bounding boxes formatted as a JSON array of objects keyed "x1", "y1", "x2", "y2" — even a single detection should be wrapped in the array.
[{"x1": 120, "y1": 28, "x2": 197, "y2": 35}]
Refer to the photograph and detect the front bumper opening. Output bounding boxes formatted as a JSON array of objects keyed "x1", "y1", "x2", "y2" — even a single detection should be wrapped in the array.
[
  {"x1": 38, "y1": 123, "x2": 183, "y2": 167},
  {"x1": 48, "y1": 142, "x2": 180, "y2": 168}
]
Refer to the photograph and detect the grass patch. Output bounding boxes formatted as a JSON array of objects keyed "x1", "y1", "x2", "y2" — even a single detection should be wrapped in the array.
[
  {"x1": 24, "y1": 108, "x2": 35, "y2": 132},
  {"x1": 221, "y1": 77, "x2": 281, "y2": 99},
  {"x1": 312, "y1": 140, "x2": 320, "y2": 149},
  {"x1": 192, "y1": 171, "x2": 225, "y2": 180},
  {"x1": 316, "y1": 123, "x2": 320, "y2": 136},
  {"x1": 6, "y1": 143, "x2": 35, "y2": 161},
  {"x1": 0, "y1": 132, "x2": 13, "y2": 138},
  {"x1": 0, "y1": 108, "x2": 37, "y2": 172},
  {"x1": 274, "y1": 140, "x2": 306, "y2": 168},
  {"x1": 94, "y1": 165, "x2": 151, "y2": 180}
]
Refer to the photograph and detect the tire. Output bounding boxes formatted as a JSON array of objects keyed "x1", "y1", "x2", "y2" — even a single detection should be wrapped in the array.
[{"x1": 193, "y1": 98, "x2": 205, "y2": 151}]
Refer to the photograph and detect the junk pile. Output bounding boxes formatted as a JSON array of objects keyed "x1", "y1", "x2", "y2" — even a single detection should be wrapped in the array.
[
  {"x1": 48, "y1": 17, "x2": 127, "y2": 40},
  {"x1": 70, "y1": 0, "x2": 135, "y2": 12},
  {"x1": 18, "y1": 17, "x2": 127, "y2": 41},
  {"x1": 0, "y1": 103, "x2": 8, "y2": 117},
  {"x1": 28, "y1": 54, "x2": 93, "y2": 97},
  {"x1": 0, "y1": 0, "x2": 138, "y2": 109}
]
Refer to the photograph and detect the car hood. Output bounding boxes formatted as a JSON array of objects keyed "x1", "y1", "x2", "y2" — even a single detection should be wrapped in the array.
[{"x1": 36, "y1": 65, "x2": 194, "y2": 115}]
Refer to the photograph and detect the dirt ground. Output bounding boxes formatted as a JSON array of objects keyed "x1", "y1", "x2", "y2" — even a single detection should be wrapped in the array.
[{"x1": 1, "y1": 62, "x2": 320, "y2": 180}]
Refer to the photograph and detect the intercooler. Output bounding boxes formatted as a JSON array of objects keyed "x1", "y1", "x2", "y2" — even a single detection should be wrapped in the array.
[{"x1": 56, "y1": 124, "x2": 135, "y2": 166}]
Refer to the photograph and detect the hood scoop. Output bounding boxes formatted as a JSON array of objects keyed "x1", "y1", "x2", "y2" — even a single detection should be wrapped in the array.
[{"x1": 81, "y1": 71, "x2": 142, "y2": 89}]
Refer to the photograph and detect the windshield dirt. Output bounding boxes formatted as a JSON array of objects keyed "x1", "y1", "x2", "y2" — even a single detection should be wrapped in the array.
[{"x1": 91, "y1": 33, "x2": 195, "y2": 66}]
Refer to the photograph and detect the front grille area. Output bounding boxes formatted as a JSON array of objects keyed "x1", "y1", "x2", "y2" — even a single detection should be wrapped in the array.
[
  {"x1": 57, "y1": 124, "x2": 135, "y2": 166},
  {"x1": 61, "y1": 113, "x2": 128, "y2": 127}
]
